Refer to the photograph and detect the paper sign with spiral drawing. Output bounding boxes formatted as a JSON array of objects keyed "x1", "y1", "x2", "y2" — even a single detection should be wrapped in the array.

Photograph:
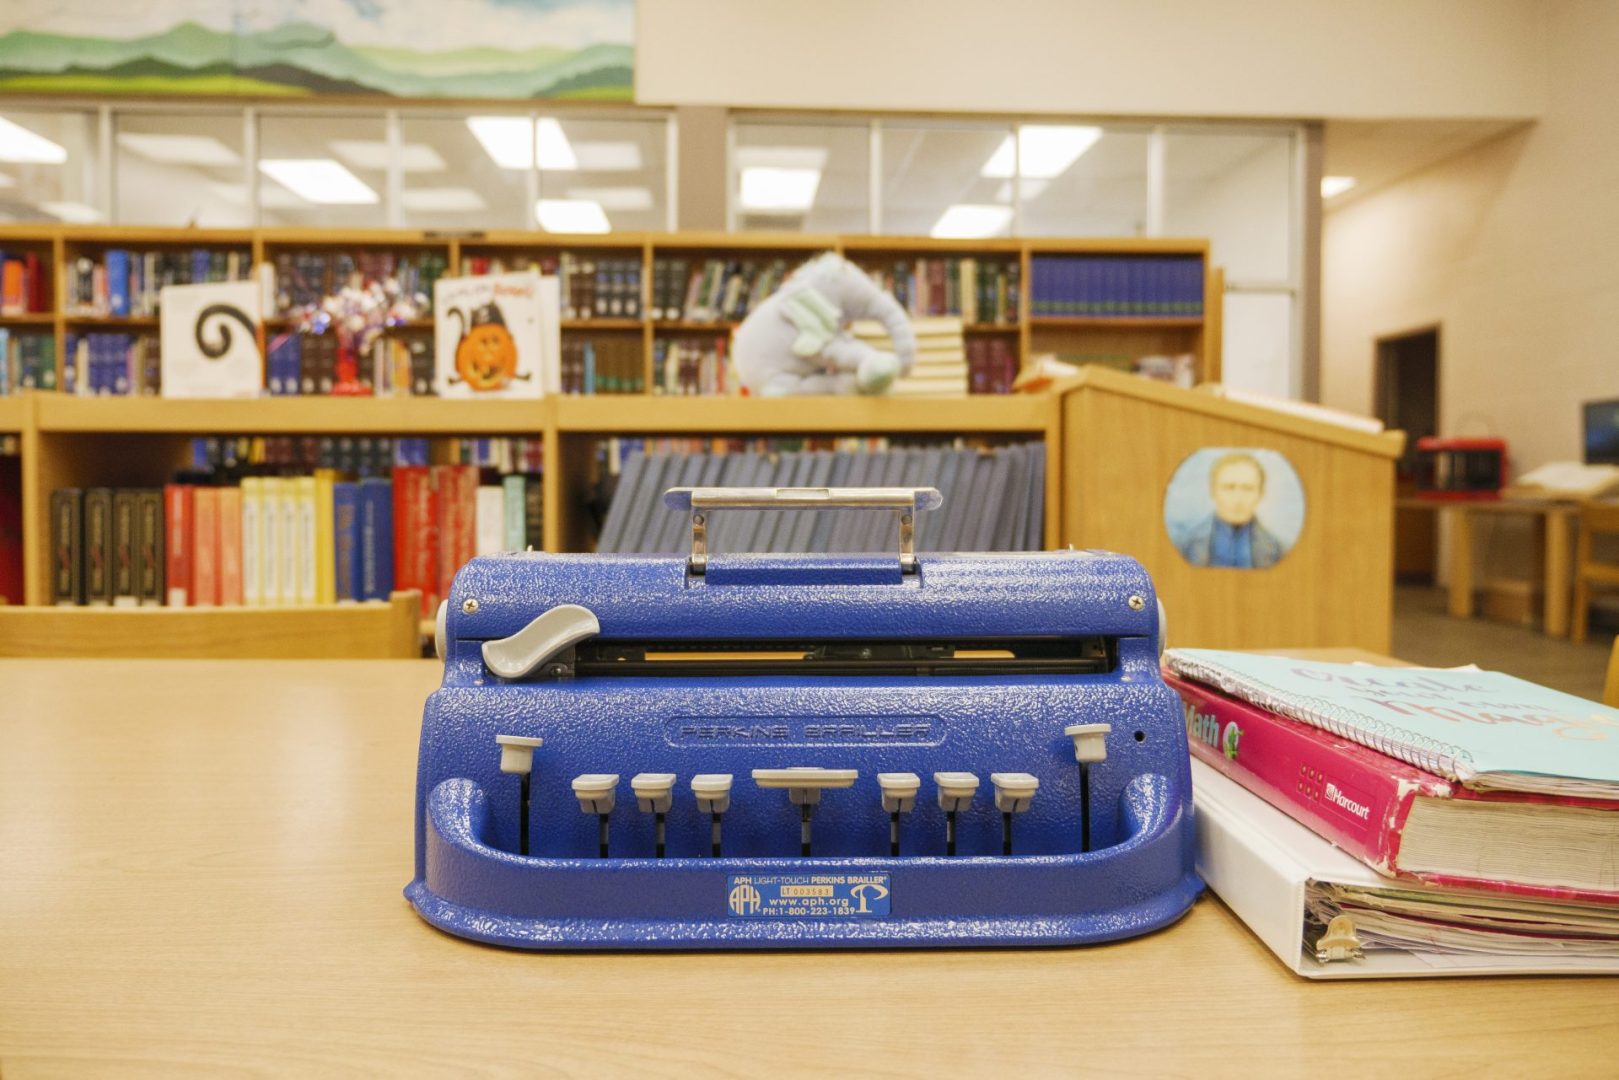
[{"x1": 159, "y1": 281, "x2": 262, "y2": 399}]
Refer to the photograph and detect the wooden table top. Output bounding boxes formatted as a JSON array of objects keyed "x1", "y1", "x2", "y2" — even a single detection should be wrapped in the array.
[{"x1": 2, "y1": 655, "x2": 1615, "y2": 1077}]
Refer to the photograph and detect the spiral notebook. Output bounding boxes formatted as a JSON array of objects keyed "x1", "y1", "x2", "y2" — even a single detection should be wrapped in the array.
[{"x1": 1164, "y1": 650, "x2": 1619, "y2": 800}]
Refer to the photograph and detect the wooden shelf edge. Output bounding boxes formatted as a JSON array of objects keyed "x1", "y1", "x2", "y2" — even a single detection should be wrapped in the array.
[
  {"x1": 34, "y1": 395, "x2": 555, "y2": 435},
  {"x1": 555, "y1": 394, "x2": 1056, "y2": 434}
]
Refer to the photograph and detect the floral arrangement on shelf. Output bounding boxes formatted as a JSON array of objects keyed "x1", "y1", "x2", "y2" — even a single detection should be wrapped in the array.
[{"x1": 293, "y1": 274, "x2": 430, "y2": 395}]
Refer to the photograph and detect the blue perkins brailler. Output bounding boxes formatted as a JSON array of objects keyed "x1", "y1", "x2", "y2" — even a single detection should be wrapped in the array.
[{"x1": 405, "y1": 486, "x2": 1202, "y2": 949}]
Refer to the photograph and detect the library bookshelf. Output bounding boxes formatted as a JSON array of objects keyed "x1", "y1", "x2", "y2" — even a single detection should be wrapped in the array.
[{"x1": 0, "y1": 225, "x2": 1222, "y2": 648}]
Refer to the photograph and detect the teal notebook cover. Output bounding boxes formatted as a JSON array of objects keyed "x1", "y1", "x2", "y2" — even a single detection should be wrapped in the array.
[{"x1": 1165, "y1": 649, "x2": 1619, "y2": 794}]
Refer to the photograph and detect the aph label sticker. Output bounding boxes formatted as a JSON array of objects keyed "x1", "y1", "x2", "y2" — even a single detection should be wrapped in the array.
[{"x1": 727, "y1": 874, "x2": 891, "y2": 918}]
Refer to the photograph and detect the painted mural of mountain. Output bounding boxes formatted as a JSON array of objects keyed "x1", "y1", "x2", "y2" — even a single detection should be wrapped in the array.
[{"x1": 0, "y1": 20, "x2": 632, "y2": 100}]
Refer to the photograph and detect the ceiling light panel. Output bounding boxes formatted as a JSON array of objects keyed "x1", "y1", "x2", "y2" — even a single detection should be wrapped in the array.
[
  {"x1": 0, "y1": 116, "x2": 67, "y2": 164},
  {"x1": 739, "y1": 167, "x2": 821, "y2": 212},
  {"x1": 117, "y1": 133, "x2": 240, "y2": 168},
  {"x1": 330, "y1": 139, "x2": 446, "y2": 173},
  {"x1": 931, "y1": 203, "x2": 1012, "y2": 239},
  {"x1": 536, "y1": 198, "x2": 609, "y2": 233},
  {"x1": 258, "y1": 159, "x2": 379, "y2": 204}
]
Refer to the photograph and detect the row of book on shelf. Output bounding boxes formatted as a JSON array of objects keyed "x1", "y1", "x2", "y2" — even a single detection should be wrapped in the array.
[
  {"x1": 0, "y1": 329, "x2": 58, "y2": 392},
  {"x1": 0, "y1": 249, "x2": 49, "y2": 314},
  {"x1": 272, "y1": 249, "x2": 447, "y2": 318},
  {"x1": 66, "y1": 248, "x2": 254, "y2": 318},
  {"x1": 1166, "y1": 649, "x2": 1619, "y2": 976},
  {"x1": 593, "y1": 437, "x2": 1045, "y2": 555},
  {"x1": 858, "y1": 257, "x2": 1020, "y2": 325},
  {"x1": 464, "y1": 253, "x2": 642, "y2": 321},
  {"x1": 1030, "y1": 255, "x2": 1204, "y2": 317},
  {"x1": 50, "y1": 464, "x2": 543, "y2": 615}
]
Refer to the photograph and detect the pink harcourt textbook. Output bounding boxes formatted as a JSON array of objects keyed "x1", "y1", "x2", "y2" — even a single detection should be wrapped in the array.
[{"x1": 1170, "y1": 673, "x2": 1619, "y2": 905}]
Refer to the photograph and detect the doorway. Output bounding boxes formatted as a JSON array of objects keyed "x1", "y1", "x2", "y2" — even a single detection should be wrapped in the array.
[{"x1": 1375, "y1": 327, "x2": 1440, "y2": 582}]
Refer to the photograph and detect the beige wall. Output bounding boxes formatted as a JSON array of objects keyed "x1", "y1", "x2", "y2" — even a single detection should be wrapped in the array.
[
  {"x1": 637, "y1": 0, "x2": 1545, "y2": 121},
  {"x1": 1322, "y1": 0, "x2": 1618, "y2": 474}
]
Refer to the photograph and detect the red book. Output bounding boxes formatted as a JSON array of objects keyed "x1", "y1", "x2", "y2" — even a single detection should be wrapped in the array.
[
  {"x1": 392, "y1": 466, "x2": 439, "y2": 618},
  {"x1": 1170, "y1": 672, "x2": 1619, "y2": 904},
  {"x1": 164, "y1": 484, "x2": 193, "y2": 607},
  {"x1": 0, "y1": 459, "x2": 21, "y2": 604},
  {"x1": 192, "y1": 487, "x2": 219, "y2": 607},
  {"x1": 435, "y1": 465, "x2": 478, "y2": 607}
]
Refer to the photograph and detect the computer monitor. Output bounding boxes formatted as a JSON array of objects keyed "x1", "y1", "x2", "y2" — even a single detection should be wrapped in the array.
[{"x1": 1585, "y1": 399, "x2": 1619, "y2": 466}]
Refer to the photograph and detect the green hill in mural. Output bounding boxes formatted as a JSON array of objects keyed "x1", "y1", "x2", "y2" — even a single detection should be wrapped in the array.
[{"x1": 0, "y1": 20, "x2": 632, "y2": 99}]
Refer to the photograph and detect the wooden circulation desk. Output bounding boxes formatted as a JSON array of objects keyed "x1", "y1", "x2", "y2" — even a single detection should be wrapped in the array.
[{"x1": 1, "y1": 652, "x2": 1614, "y2": 1076}]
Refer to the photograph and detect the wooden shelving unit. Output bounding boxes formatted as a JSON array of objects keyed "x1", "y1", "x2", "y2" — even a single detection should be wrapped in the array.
[{"x1": 0, "y1": 224, "x2": 1224, "y2": 633}]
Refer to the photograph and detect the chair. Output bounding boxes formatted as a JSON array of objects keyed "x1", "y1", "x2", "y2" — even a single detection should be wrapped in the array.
[
  {"x1": 0, "y1": 590, "x2": 423, "y2": 659},
  {"x1": 1572, "y1": 502, "x2": 1619, "y2": 644}
]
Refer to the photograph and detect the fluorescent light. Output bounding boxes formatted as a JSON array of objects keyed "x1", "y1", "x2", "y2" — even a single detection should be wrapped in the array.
[
  {"x1": 330, "y1": 139, "x2": 445, "y2": 173},
  {"x1": 0, "y1": 116, "x2": 67, "y2": 164},
  {"x1": 565, "y1": 186, "x2": 652, "y2": 211},
  {"x1": 931, "y1": 204, "x2": 1012, "y2": 239},
  {"x1": 536, "y1": 119, "x2": 577, "y2": 170},
  {"x1": 40, "y1": 200, "x2": 103, "y2": 223},
  {"x1": 574, "y1": 141, "x2": 642, "y2": 171},
  {"x1": 735, "y1": 146, "x2": 828, "y2": 171},
  {"x1": 117, "y1": 132, "x2": 239, "y2": 168},
  {"x1": 536, "y1": 198, "x2": 609, "y2": 233},
  {"x1": 739, "y1": 167, "x2": 820, "y2": 212},
  {"x1": 467, "y1": 116, "x2": 532, "y2": 169},
  {"x1": 982, "y1": 125, "x2": 1102, "y2": 179},
  {"x1": 994, "y1": 178, "x2": 1049, "y2": 203},
  {"x1": 258, "y1": 159, "x2": 378, "y2": 204},
  {"x1": 1321, "y1": 175, "x2": 1357, "y2": 198},
  {"x1": 467, "y1": 117, "x2": 577, "y2": 170},
  {"x1": 401, "y1": 187, "x2": 488, "y2": 213}
]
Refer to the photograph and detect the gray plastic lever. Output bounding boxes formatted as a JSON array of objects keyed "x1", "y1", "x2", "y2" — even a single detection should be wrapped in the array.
[{"x1": 480, "y1": 603, "x2": 601, "y2": 679}]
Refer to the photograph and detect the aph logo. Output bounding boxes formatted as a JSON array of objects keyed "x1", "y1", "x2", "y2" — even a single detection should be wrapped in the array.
[
  {"x1": 849, "y1": 882, "x2": 889, "y2": 914},
  {"x1": 728, "y1": 881, "x2": 762, "y2": 916}
]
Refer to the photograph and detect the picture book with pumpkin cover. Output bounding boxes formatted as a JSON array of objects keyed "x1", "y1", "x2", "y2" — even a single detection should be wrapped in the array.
[{"x1": 433, "y1": 270, "x2": 559, "y2": 398}]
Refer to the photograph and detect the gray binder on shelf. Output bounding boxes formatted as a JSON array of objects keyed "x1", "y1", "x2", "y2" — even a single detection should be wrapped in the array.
[
  {"x1": 1025, "y1": 442, "x2": 1046, "y2": 550},
  {"x1": 910, "y1": 446, "x2": 946, "y2": 551},
  {"x1": 971, "y1": 448, "x2": 1014, "y2": 552},
  {"x1": 617, "y1": 451, "x2": 672, "y2": 553},
  {"x1": 939, "y1": 450, "x2": 980, "y2": 553},
  {"x1": 595, "y1": 449, "x2": 647, "y2": 553},
  {"x1": 1001, "y1": 443, "x2": 1032, "y2": 551},
  {"x1": 654, "y1": 453, "x2": 710, "y2": 553},
  {"x1": 706, "y1": 451, "x2": 756, "y2": 555},
  {"x1": 786, "y1": 450, "x2": 836, "y2": 551},
  {"x1": 806, "y1": 451, "x2": 856, "y2": 553},
  {"x1": 922, "y1": 448, "x2": 963, "y2": 553},
  {"x1": 826, "y1": 450, "x2": 876, "y2": 553}
]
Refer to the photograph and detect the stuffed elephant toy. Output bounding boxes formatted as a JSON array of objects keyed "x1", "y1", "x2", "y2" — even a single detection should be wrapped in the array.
[{"x1": 733, "y1": 252, "x2": 917, "y2": 396}]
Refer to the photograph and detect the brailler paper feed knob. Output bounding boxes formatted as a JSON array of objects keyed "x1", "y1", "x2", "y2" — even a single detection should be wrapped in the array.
[
  {"x1": 494, "y1": 734, "x2": 543, "y2": 775},
  {"x1": 1065, "y1": 723, "x2": 1112, "y2": 764},
  {"x1": 933, "y1": 771, "x2": 980, "y2": 813},
  {"x1": 991, "y1": 772, "x2": 1040, "y2": 814},
  {"x1": 481, "y1": 603, "x2": 601, "y2": 680},
  {"x1": 571, "y1": 773, "x2": 619, "y2": 815},
  {"x1": 877, "y1": 772, "x2": 921, "y2": 814},
  {"x1": 631, "y1": 772, "x2": 677, "y2": 814},
  {"x1": 691, "y1": 774, "x2": 734, "y2": 814}
]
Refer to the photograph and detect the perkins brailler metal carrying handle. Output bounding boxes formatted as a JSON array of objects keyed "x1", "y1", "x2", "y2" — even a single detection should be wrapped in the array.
[{"x1": 662, "y1": 487, "x2": 943, "y2": 576}]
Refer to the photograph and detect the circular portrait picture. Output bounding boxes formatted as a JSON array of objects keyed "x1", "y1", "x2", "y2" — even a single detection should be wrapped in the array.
[{"x1": 1163, "y1": 448, "x2": 1305, "y2": 570}]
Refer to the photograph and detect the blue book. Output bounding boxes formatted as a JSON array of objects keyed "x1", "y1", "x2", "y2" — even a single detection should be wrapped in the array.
[
  {"x1": 358, "y1": 478, "x2": 394, "y2": 601},
  {"x1": 191, "y1": 248, "x2": 211, "y2": 285},
  {"x1": 267, "y1": 333, "x2": 300, "y2": 396},
  {"x1": 105, "y1": 250, "x2": 130, "y2": 318},
  {"x1": 1, "y1": 327, "x2": 12, "y2": 393},
  {"x1": 333, "y1": 482, "x2": 361, "y2": 602},
  {"x1": 1164, "y1": 649, "x2": 1619, "y2": 797}
]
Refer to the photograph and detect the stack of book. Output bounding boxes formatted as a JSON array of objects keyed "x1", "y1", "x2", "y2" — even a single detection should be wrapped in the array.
[
  {"x1": 851, "y1": 316, "x2": 967, "y2": 398},
  {"x1": 594, "y1": 438, "x2": 1044, "y2": 555},
  {"x1": 1166, "y1": 649, "x2": 1619, "y2": 977},
  {"x1": 0, "y1": 330, "x2": 58, "y2": 393},
  {"x1": 67, "y1": 248, "x2": 253, "y2": 317}
]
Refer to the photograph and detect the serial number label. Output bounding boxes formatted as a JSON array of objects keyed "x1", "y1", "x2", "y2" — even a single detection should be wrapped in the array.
[{"x1": 727, "y1": 874, "x2": 891, "y2": 918}]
